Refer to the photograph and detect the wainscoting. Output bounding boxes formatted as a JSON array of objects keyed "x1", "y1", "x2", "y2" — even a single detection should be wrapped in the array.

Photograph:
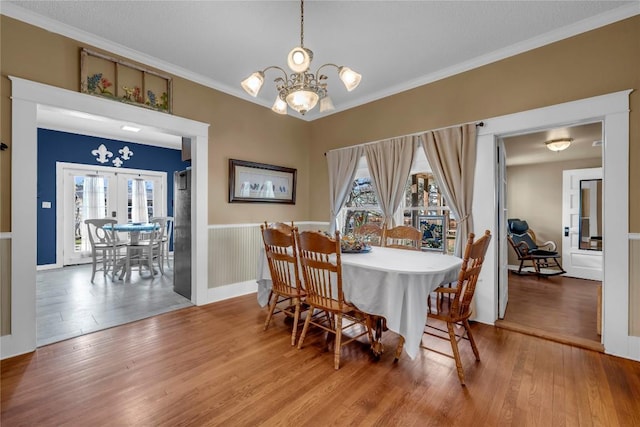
[
  {"x1": 0, "y1": 236, "x2": 11, "y2": 336},
  {"x1": 207, "y1": 221, "x2": 328, "y2": 291},
  {"x1": 630, "y1": 236, "x2": 640, "y2": 336}
]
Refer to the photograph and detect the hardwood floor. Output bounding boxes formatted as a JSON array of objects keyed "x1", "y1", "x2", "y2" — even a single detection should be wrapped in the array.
[
  {"x1": 3, "y1": 294, "x2": 639, "y2": 426},
  {"x1": 497, "y1": 272, "x2": 602, "y2": 351}
]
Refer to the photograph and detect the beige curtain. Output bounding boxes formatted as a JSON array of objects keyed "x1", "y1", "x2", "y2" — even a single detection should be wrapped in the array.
[
  {"x1": 421, "y1": 124, "x2": 477, "y2": 257},
  {"x1": 327, "y1": 146, "x2": 364, "y2": 233},
  {"x1": 364, "y1": 136, "x2": 418, "y2": 228},
  {"x1": 131, "y1": 178, "x2": 149, "y2": 224}
]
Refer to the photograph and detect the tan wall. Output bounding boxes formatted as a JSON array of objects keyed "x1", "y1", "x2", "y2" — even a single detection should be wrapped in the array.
[
  {"x1": 0, "y1": 16, "x2": 311, "y2": 333},
  {"x1": 506, "y1": 158, "x2": 602, "y2": 266},
  {"x1": 308, "y1": 16, "x2": 640, "y2": 232},
  {"x1": 0, "y1": 16, "x2": 311, "y2": 230},
  {"x1": 2, "y1": 15, "x2": 639, "y2": 335}
]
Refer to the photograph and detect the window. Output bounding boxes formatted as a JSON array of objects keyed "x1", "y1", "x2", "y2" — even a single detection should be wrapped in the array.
[{"x1": 339, "y1": 150, "x2": 457, "y2": 253}]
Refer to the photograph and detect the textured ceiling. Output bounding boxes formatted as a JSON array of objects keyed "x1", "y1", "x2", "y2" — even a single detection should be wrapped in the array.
[{"x1": 4, "y1": 0, "x2": 638, "y2": 122}]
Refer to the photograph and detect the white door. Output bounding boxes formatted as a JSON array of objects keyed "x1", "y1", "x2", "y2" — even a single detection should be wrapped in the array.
[
  {"x1": 497, "y1": 139, "x2": 509, "y2": 318},
  {"x1": 59, "y1": 163, "x2": 166, "y2": 266},
  {"x1": 562, "y1": 167, "x2": 603, "y2": 280}
]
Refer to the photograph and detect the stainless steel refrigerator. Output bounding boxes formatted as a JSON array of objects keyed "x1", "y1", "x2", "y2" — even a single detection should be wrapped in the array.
[{"x1": 173, "y1": 169, "x2": 191, "y2": 299}]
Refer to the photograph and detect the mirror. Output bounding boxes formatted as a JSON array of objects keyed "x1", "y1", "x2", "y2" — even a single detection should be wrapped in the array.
[{"x1": 579, "y1": 179, "x2": 602, "y2": 251}]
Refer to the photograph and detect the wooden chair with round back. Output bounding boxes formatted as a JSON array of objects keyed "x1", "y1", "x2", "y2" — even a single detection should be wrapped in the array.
[
  {"x1": 384, "y1": 225, "x2": 422, "y2": 250},
  {"x1": 353, "y1": 223, "x2": 383, "y2": 246},
  {"x1": 264, "y1": 221, "x2": 295, "y2": 235},
  {"x1": 295, "y1": 229, "x2": 374, "y2": 369},
  {"x1": 260, "y1": 223, "x2": 305, "y2": 346},
  {"x1": 412, "y1": 230, "x2": 492, "y2": 385}
]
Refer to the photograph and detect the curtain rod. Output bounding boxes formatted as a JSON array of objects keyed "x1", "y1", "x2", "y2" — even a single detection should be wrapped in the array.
[{"x1": 324, "y1": 121, "x2": 484, "y2": 156}]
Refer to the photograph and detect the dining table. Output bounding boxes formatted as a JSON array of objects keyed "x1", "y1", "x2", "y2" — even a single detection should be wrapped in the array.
[
  {"x1": 103, "y1": 222, "x2": 161, "y2": 279},
  {"x1": 103, "y1": 222, "x2": 159, "y2": 244},
  {"x1": 256, "y1": 246, "x2": 462, "y2": 360}
]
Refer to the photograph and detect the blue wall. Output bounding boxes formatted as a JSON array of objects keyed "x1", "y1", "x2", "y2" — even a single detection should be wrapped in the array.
[{"x1": 37, "y1": 128, "x2": 189, "y2": 265}]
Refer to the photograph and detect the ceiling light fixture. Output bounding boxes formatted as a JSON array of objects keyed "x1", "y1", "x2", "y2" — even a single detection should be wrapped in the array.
[
  {"x1": 121, "y1": 125, "x2": 141, "y2": 133},
  {"x1": 545, "y1": 137, "x2": 573, "y2": 152},
  {"x1": 241, "y1": 0, "x2": 361, "y2": 116}
]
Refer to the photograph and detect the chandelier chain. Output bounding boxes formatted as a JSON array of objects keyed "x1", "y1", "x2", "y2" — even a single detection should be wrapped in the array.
[{"x1": 300, "y1": 0, "x2": 304, "y2": 47}]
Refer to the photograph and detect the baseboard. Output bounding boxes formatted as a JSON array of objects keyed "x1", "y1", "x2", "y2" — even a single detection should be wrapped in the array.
[
  {"x1": 495, "y1": 319, "x2": 604, "y2": 353},
  {"x1": 37, "y1": 263, "x2": 60, "y2": 271},
  {"x1": 206, "y1": 280, "x2": 257, "y2": 304}
]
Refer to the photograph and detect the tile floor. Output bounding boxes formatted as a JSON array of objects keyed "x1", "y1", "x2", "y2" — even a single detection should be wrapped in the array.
[{"x1": 36, "y1": 260, "x2": 193, "y2": 347}]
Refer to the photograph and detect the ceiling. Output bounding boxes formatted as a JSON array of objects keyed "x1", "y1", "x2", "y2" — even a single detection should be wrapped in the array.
[
  {"x1": 4, "y1": 0, "x2": 638, "y2": 124},
  {"x1": 2, "y1": 1, "x2": 636, "y2": 154},
  {"x1": 503, "y1": 122, "x2": 602, "y2": 166}
]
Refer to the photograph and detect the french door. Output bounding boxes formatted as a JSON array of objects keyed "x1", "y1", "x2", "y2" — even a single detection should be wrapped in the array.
[{"x1": 58, "y1": 163, "x2": 166, "y2": 266}]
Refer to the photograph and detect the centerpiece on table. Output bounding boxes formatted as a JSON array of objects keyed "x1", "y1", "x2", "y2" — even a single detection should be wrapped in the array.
[{"x1": 340, "y1": 233, "x2": 372, "y2": 253}]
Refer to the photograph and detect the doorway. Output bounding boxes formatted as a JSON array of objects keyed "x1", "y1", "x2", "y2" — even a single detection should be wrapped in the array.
[
  {"x1": 4, "y1": 77, "x2": 209, "y2": 359},
  {"x1": 58, "y1": 163, "x2": 166, "y2": 266},
  {"x1": 496, "y1": 122, "x2": 603, "y2": 349}
]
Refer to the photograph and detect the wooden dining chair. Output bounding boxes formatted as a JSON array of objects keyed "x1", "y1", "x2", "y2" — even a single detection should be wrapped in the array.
[
  {"x1": 295, "y1": 230, "x2": 374, "y2": 370},
  {"x1": 353, "y1": 223, "x2": 383, "y2": 246},
  {"x1": 84, "y1": 218, "x2": 128, "y2": 282},
  {"x1": 384, "y1": 225, "x2": 422, "y2": 250},
  {"x1": 261, "y1": 223, "x2": 306, "y2": 346},
  {"x1": 264, "y1": 221, "x2": 294, "y2": 235},
  {"x1": 420, "y1": 230, "x2": 492, "y2": 385}
]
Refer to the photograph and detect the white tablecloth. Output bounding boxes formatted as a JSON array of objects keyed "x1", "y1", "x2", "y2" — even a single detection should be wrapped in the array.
[{"x1": 256, "y1": 246, "x2": 462, "y2": 359}]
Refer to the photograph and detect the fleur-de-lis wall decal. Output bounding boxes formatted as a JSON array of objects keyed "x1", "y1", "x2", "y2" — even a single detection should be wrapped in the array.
[
  {"x1": 119, "y1": 146, "x2": 134, "y2": 160},
  {"x1": 92, "y1": 144, "x2": 137, "y2": 168},
  {"x1": 92, "y1": 144, "x2": 113, "y2": 164}
]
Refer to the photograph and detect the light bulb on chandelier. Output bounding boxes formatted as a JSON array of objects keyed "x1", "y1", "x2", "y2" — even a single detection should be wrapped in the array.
[{"x1": 240, "y1": 0, "x2": 361, "y2": 116}]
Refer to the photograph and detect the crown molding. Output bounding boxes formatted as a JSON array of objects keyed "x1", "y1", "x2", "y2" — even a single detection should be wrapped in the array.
[
  {"x1": 3, "y1": 2, "x2": 638, "y2": 123},
  {"x1": 0, "y1": 3, "x2": 253, "y2": 106},
  {"x1": 324, "y1": 2, "x2": 640, "y2": 119}
]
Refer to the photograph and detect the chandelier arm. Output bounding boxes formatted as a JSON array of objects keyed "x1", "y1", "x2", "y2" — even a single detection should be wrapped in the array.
[
  {"x1": 261, "y1": 65, "x2": 289, "y2": 81},
  {"x1": 315, "y1": 63, "x2": 340, "y2": 77}
]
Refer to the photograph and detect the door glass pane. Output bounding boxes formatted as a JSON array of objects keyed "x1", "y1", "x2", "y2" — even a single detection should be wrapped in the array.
[
  {"x1": 146, "y1": 180, "x2": 155, "y2": 219},
  {"x1": 127, "y1": 178, "x2": 155, "y2": 222},
  {"x1": 75, "y1": 175, "x2": 108, "y2": 252}
]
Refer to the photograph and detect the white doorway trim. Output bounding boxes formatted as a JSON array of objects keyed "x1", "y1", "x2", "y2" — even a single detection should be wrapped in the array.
[
  {"x1": 473, "y1": 89, "x2": 636, "y2": 361},
  {"x1": 3, "y1": 77, "x2": 210, "y2": 359}
]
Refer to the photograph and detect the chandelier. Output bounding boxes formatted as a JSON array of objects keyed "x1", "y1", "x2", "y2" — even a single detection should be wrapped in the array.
[{"x1": 241, "y1": 0, "x2": 362, "y2": 116}]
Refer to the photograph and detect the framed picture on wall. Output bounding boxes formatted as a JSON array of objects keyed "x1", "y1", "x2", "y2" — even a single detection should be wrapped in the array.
[
  {"x1": 228, "y1": 159, "x2": 297, "y2": 204},
  {"x1": 80, "y1": 48, "x2": 172, "y2": 113}
]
